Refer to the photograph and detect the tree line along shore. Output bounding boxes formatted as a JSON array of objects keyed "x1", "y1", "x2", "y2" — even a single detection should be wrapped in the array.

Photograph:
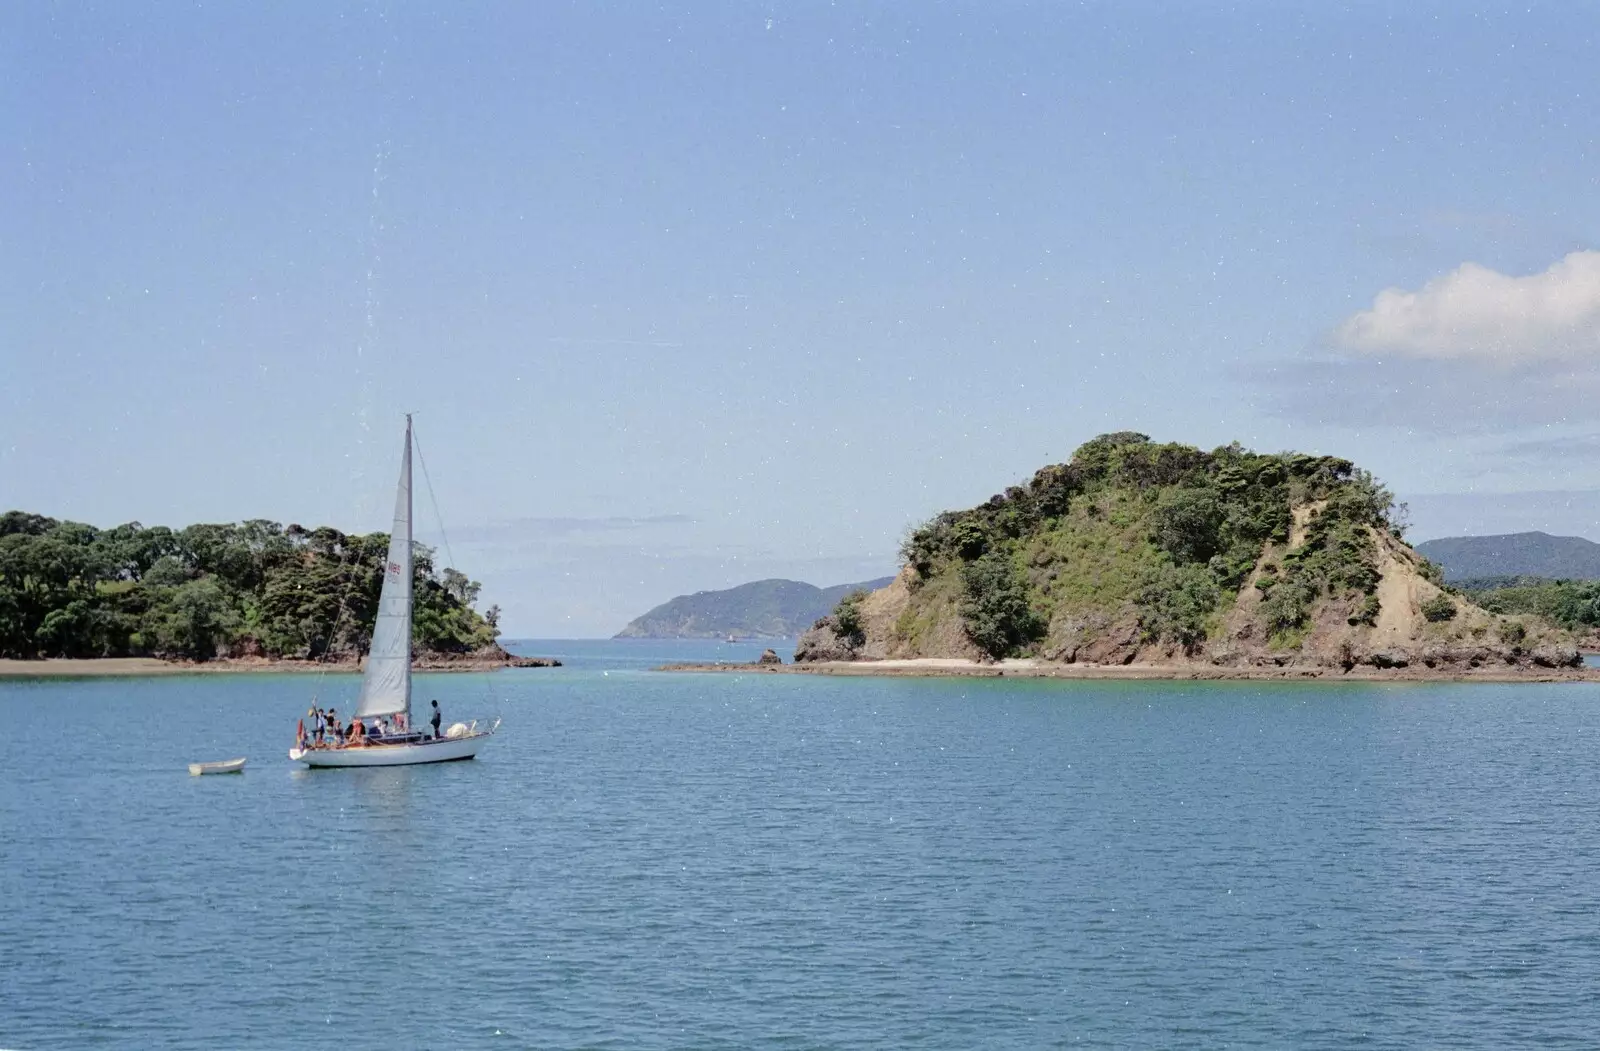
[
  {"x1": 14, "y1": 434, "x2": 1600, "y2": 684},
  {"x1": 0, "y1": 512, "x2": 507, "y2": 665}
]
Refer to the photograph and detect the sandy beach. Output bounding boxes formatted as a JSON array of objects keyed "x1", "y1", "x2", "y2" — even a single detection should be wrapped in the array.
[
  {"x1": 0, "y1": 655, "x2": 558, "y2": 678},
  {"x1": 658, "y1": 657, "x2": 1600, "y2": 683},
  {"x1": 0, "y1": 658, "x2": 202, "y2": 678}
]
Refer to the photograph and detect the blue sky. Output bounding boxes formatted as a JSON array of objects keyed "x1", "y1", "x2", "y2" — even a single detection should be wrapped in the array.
[{"x1": 4, "y1": 2, "x2": 1599, "y2": 635}]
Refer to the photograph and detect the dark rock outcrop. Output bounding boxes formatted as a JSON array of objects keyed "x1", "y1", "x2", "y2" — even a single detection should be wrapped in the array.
[
  {"x1": 1531, "y1": 642, "x2": 1581, "y2": 668},
  {"x1": 412, "y1": 644, "x2": 561, "y2": 669},
  {"x1": 794, "y1": 616, "x2": 860, "y2": 663}
]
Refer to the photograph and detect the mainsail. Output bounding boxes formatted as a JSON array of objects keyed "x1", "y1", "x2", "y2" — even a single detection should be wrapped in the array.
[{"x1": 355, "y1": 417, "x2": 413, "y2": 719}]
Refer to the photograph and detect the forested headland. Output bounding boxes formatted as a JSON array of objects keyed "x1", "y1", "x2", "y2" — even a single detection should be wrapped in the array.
[
  {"x1": 794, "y1": 432, "x2": 1581, "y2": 674},
  {"x1": 1454, "y1": 577, "x2": 1600, "y2": 635},
  {"x1": 0, "y1": 511, "x2": 500, "y2": 662}
]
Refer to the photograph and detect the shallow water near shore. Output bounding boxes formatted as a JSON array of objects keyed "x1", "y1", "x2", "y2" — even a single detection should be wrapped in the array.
[{"x1": 4, "y1": 638, "x2": 1600, "y2": 1048}]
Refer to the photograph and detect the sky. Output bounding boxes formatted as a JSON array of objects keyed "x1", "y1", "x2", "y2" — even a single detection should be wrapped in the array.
[{"x1": 4, "y1": 1, "x2": 1599, "y2": 636}]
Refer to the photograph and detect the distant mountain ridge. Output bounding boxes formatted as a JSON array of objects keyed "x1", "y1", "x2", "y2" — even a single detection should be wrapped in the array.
[
  {"x1": 615, "y1": 577, "x2": 896, "y2": 639},
  {"x1": 1415, "y1": 532, "x2": 1600, "y2": 582}
]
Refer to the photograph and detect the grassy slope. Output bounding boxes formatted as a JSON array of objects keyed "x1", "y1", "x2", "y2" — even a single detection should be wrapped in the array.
[
  {"x1": 1026, "y1": 489, "x2": 1164, "y2": 616},
  {"x1": 891, "y1": 482, "x2": 1207, "y2": 660}
]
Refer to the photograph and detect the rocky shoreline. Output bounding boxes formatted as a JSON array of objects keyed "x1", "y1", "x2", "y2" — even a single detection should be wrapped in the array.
[{"x1": 658, "y1": 655, "x2": 1600, "y2": 683}]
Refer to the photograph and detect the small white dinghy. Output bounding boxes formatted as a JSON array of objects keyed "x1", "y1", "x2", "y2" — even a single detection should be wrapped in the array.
[{"x1": 189, "y1": 757, "x2": 247, "y2": 776}]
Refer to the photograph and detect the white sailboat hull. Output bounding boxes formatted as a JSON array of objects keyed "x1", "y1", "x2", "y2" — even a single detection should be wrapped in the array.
[{"x1": 289, "y1": 732, "x2": 490, "y2": 768}]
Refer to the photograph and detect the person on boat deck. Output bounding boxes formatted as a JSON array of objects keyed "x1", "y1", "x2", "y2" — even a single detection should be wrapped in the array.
[
  {"x1": 312, "y1": 707, "x2": 325, "y2": 745},
  {"x1": 350, "y1": 718, "x2": 366, "y2": 746},
  {"x1": 396, "y1": 711, "x2": 408, "y2": 732},
  {"x1": 430, "y1": 699, "x2": 442, "y2": 740},
  {"x1": 328, "y1": 710, "x2": 343, "y2": 747}
]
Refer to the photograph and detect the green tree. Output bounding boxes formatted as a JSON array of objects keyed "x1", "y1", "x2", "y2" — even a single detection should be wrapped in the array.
[
  {"x1": 36, "y1": 599, "x2": 94, "y2": 657},
  {"x1": 152, "y1": 578, "x2": 240, "y2": 659},
  {"x1": 0, "y1": 509, "x2": 501, "y2": 662},
  {"x1": 833, "y1": 590, "x2": 868, "y2": 646},
  {"x1": 1152, "y1": 487, "x2": 1224, "y2": 564},
  {"x1": 440, "y1": 567, "x2": 482, "y2": 607},
  {"x1": 1137, "y1": 562, "x2": 1220, "y2": 650},
  {"x1": 960, "y1": 553, "x2": 1044, "y2": 659}
]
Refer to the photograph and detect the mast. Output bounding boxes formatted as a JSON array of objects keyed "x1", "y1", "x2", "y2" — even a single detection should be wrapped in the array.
[{"x1": 355, "y1": 415, "x2": 414, "y2": 720}]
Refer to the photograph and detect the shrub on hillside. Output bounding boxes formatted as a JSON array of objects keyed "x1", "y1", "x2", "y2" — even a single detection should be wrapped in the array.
[
  {"x1": 1348, "y1": 594, "x2": 1381, "y2": 627},
  {"x1": 833, "y1": 590, "x2": 868, "y2": 646},
  {"x1": 952, "y1": 519, "x2": 990, "y2": 560},
  {"x1": 960, "y1": 553, "x2": 1044, "y2": 659},
  {"x1": 1259, "y1": 493, "x2": 1383, "y2": 634},
  {"x1": 1261, "y1": 579, "x2": 1317, "y2": 636},
  {"x1": 1420, "y1": 594, "x2": 1457, "y2": 622},
  {"x1": 1137, "y1": 562, "x2": 1220, "y2": 650},
  {"x1": 1152, "y1": 487, "x2": 1224, "y2": 565}
]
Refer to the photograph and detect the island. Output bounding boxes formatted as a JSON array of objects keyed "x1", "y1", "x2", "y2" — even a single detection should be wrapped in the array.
[
  {"x1": 0, "y1": 512, "x2": 558, "y2": 674},
  {"x1": 663, "y1": 432, "x2": 1594, "y2": 681},
  {"x1": 614, "y1": 576, "x2": 894, "y2": 640},
  {"x1": 1416, "y1": 531, "x2": 1600, "y2": 582}
]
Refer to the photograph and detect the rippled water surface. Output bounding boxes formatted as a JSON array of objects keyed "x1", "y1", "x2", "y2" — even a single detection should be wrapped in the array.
[{"x1": 5, "y1": 640, "x2": 1600, "y2": 1049}]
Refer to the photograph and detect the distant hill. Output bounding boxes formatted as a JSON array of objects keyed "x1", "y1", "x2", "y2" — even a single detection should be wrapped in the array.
[
  {"x1": 1414, "y1": 532, "x2": 1600, "y2": 582},
  {"x1": 614, "y1": 577, "x2": 896, "y2": 639}
]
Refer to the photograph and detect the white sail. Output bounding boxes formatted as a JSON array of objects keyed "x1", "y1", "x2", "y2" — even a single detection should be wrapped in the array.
[{"x1": 355, "y1": 418, "x2": 413, "y2": 720}]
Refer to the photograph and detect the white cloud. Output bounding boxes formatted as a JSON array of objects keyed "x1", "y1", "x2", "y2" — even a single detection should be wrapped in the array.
[{"x1": 1335, "y1": 250, "x2": 1600, "y2": 362}]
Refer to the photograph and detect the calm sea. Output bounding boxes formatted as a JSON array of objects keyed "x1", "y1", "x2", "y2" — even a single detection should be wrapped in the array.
[{"x1": 4, "y1": 639, "x2": 1600, "y2": 1049}]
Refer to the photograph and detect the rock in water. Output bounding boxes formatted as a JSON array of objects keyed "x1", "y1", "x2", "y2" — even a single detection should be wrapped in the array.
[{"x1": 757, "y1": 648, "x2": 782, "y2": 665}]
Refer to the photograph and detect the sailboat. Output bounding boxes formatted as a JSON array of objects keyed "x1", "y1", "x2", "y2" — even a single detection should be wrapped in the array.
[{"x1": 289, "y1": 415, "x2": 497, "y2": 768}]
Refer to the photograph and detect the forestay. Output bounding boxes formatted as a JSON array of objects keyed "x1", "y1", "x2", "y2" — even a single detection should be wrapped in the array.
[{"x1": 355, "y1": 418, "x2": 414, "y2": 720}]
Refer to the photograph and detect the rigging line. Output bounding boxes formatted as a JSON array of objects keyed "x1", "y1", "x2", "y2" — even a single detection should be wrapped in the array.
[
  {"x1": 411, "y1": 421, "x2": 499, "y2": 714},
  {"x1": 409, "y1": 423, "x2": 457, "y2": 574}
]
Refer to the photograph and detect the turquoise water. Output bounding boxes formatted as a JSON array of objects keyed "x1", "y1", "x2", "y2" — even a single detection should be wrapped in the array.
[{"x1": 4, "y1": 640, "x2": 1600, "y2": 1048}]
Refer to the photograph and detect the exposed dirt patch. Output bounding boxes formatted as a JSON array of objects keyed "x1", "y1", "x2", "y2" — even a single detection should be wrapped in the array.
[
  {"x1": 857, "y1": 567, "x2": 915, "y2": 658},
  {"x1": 1371, "y1": 532, "x2": 1418, "y2": 642},
  {"x1": 1289, "y1": 499, "x2": 1327, "y2": 549}
]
